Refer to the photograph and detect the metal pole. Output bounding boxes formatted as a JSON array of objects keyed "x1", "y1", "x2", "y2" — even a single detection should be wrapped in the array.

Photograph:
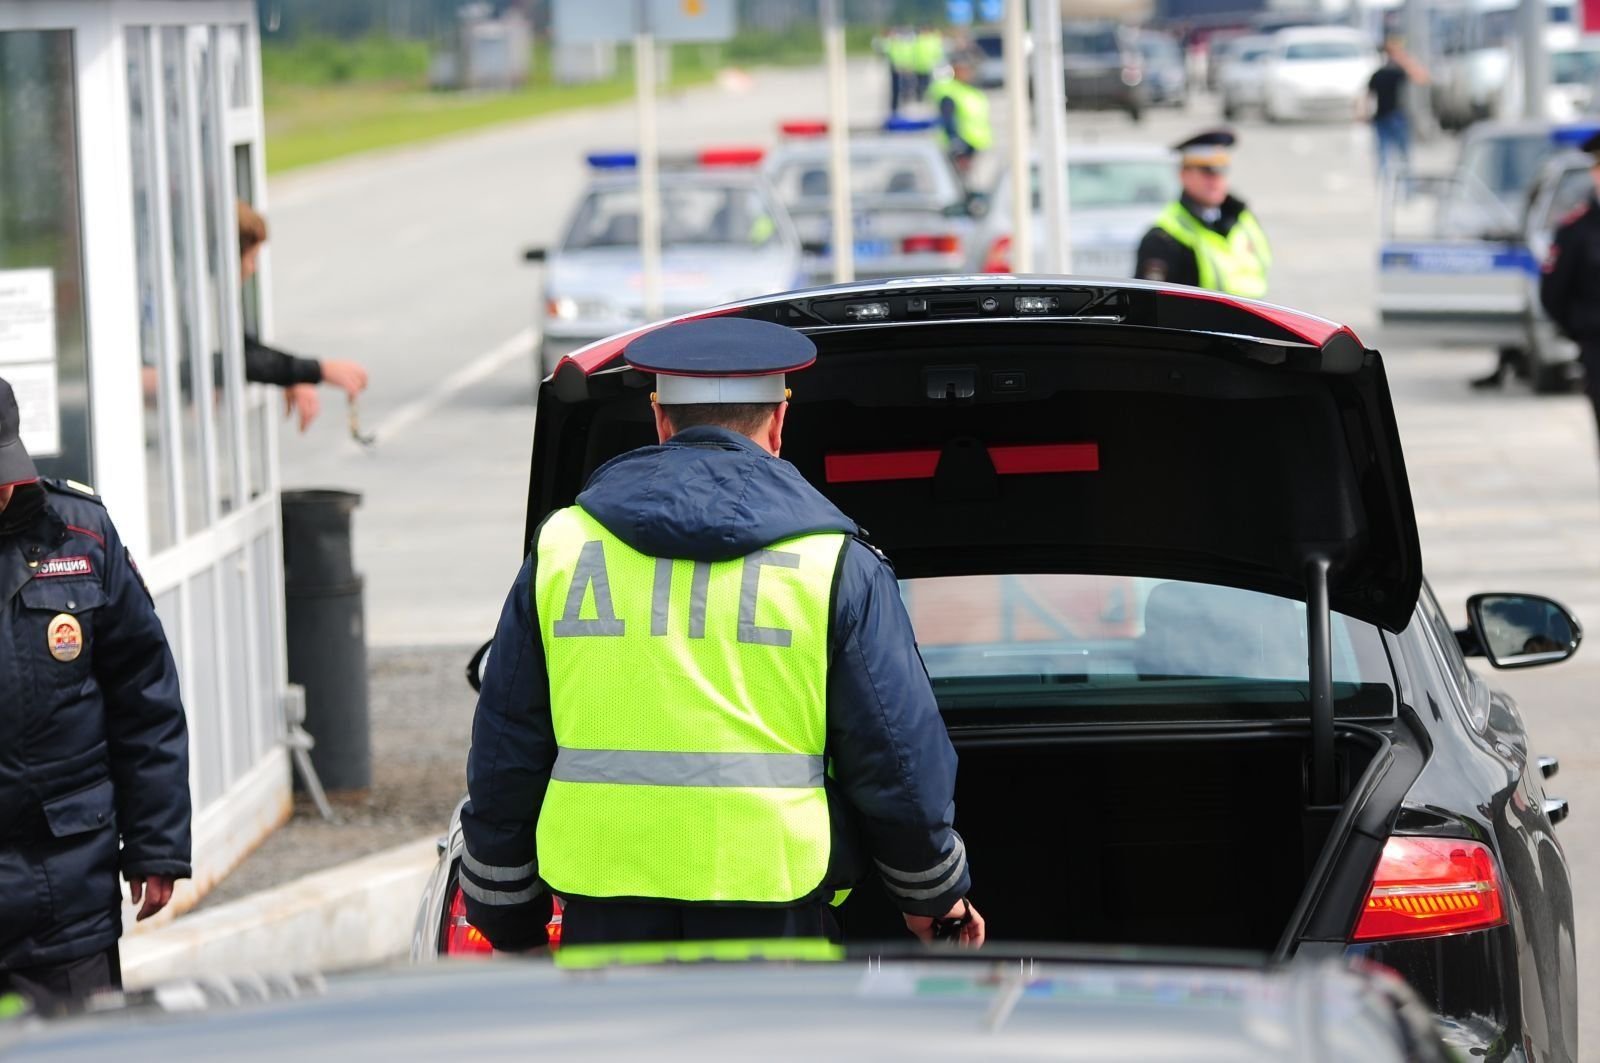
[
  {"x1": 1003, "y1": 0, "x2": 1033, "y2": 273},
  {"x1": 1519, "y1": 0, "x2": 1549, "y2": 121},
  {"x1": 822, "y1": 0, "x2": 855, "y2": 283},
  {"x1": 1029, "y1": 0, "x2": 1070, "y2": 273},
  {"x1": 635, "y1": 3, "x2": 663, "y2": 318}
]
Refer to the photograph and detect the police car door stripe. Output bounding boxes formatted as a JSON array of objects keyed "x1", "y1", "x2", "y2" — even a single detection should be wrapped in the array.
[
  {"x1": 552, "y1": 748, "x2": 825, "y2": 789},
  {"x1": 461, "y1": 850, "x2": 537, "y2": 883},
  {"x1": 459, "y1": 875, "x2": 542, "y2": 907}
]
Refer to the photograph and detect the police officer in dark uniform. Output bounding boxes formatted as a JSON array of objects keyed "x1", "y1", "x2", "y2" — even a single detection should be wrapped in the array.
[
  {"x1": 1540, "y1": 132, "x2": 1600, "y2": 436},
  {"x1": 1135, "y1": 129, "x2": 1272, "y2": 297},
  {"x1": 0, "y1": 376, "x2": 190, "y2": 1013},
  {"x1": 459, "y1": 318, "x2": 983, "y2": 951}
]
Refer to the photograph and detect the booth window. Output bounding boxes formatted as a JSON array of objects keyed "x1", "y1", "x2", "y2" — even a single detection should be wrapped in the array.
[{"x1": 0, "y1": 30, "x2": 93, "y2": 484}]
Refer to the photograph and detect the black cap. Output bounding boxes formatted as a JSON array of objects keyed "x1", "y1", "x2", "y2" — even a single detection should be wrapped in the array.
[
  {"x1": 625, "y1": 317, "x2": 816, "y2": 405},
  {"x1": 1174, "y1": 128, "x2": 1237, "y2": 167},
  {"x1": 0, "y1": 375, "x2": 39, "y2": 488}
]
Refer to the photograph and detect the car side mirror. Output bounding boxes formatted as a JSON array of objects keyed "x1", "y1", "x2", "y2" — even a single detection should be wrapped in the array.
[
  {"x1": 466, "y1": 638, "x2": 494, "y2": 692},
  {"x1": 522, "y1": 247, "x2": 547, "y2": 263},
  {"x1": 1465, "y1": 593, "x2": 1582, "y2": 669}
]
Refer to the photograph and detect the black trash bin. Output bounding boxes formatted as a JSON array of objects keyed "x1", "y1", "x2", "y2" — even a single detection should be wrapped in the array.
[{"x1": 282, "y1": 489, "x2": 370, "y2": 792}]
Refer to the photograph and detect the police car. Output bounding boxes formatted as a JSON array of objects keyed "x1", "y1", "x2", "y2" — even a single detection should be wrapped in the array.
[
  {"x1": 970, "y1": 144, "x2": 1178, "y2": 277},
  {"x1": 525, "y1": 149, "x2": 804, "y2": 377},
  {"x1": 1376, "y1": 121, "x2": 1597, "y2": 359},
  {"x1": 760, "y1": 118, "x2": 979, "y2": 285}
]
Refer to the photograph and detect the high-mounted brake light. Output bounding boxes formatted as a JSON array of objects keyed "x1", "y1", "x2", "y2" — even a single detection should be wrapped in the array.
[
  {"x1": 981, "y1": 235, "x2": 1012, "y2": 274},
  {"x1": 1351, "y1": 837, "x2": 1507, "y2": 942},
  {"x1": 780, "y1": 119, "x2": 829, "y2": 137},
  {"x1": 826, "y1": 443, "x2": 1099, "y2": 483},
  {"x1": 901, "y1": 234, "x2": 962, "y2": 255},
  {"x1": 443, "y1": 884, "x2": 565, "y2": 955}
]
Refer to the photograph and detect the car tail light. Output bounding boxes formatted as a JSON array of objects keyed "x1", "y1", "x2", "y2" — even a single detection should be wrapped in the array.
[
  {"x1": 1350, "y1": 837, "x2": 1507, "y2": 942},
  {"x1": 698, "y1": 146, "x2": 764, "y2": 168},
  {"x1": 901, "y1": 234, "x2": 962, "y2": 255},
  {"x1": 980, "y1": 235, "x2": 1012, "y2": 273},
  {"x1": 442, "y1": 885, "x2": 565, "y2": 956}
]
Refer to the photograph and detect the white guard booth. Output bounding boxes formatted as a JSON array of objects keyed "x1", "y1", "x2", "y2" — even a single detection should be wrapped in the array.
[{"x1": 0, "y1": 2, "x2": 290, "y2": 919}]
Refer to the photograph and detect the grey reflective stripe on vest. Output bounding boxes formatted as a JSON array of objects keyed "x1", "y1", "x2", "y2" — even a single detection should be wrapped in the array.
[
  {"x1": 875, "y1": 834, "x2": 968, "y2": 901},
  {"x1": 553, "y1": 747, "x2": 826, "y2": 789}
]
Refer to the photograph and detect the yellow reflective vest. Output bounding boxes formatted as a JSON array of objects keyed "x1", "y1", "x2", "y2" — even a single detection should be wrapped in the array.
[
  {"x1": 911, "y1": 31, "x2": 944, "y2": 74},
  {"x1": 927, "y1": 77, "x2": 993, "y2": 152},
  {"x1": 1152, "y1": 201, "x2": 1272, "y2": 297},
  {"x1": 532, "y1": 505, "x2": 847, "y2": 904}
]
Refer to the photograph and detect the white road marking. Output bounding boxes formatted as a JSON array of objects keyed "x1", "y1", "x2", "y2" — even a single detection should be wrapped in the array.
[{"x1": 358, "y1": 325, "x2": 536, "y2": 449}]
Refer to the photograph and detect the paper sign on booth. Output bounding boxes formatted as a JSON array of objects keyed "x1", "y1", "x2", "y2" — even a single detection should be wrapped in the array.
[{"x1": 0, "y1": 269, "x2": 61, "y2": 456}]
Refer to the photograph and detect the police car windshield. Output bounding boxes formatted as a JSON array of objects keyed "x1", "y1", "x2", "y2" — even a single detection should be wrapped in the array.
[
  {"x1": 1461, "y1": 133, "x2": 1561, "y2": 199},
  {"x1": 901, "y1": 574, "x2": 1392, "y2": 716},
  {"x1": 1062, "y1": 159, "x2": 1177, "y2": 210},
  {"x1": 564, "y1": 186, "x2": 778, "y2": 250},
  {"x1": 769, "y1": 151, "x2": 944, "y2": 206}
]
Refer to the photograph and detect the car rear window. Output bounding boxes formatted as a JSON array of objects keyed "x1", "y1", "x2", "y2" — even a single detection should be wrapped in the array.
[
  {"x1": 975, "y1": 34, "x2": 1003, "y2": 58},
  {"x1": 769, "y1": 151, "x2": 947, "y2": 206},
  {"x1": 1552, "y1": 47, "x2": 1600, "y2": 84},
  {"x1": 1065, "y1": 159, "x2": 1177, "y2": 209},
  {"x1": 1460, "y1": 133, "x2": 1560, "y2": 200},
  {"x1": 564, "y1": 186, "x2": 777, "y2": 250},
  {"x1": 901, "y1": 574, "x2": 1393, "y2": 718},
  {"x1": 1064, "y1": 28, "x2": 1120, "y2": 55}
]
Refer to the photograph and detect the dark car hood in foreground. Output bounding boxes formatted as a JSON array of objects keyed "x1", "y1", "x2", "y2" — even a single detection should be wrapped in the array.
[
  {"x1": 531, "y1": 277, "x2": 1422, "y2": 629},
  {"x1": 2, "y1": 953, "x2": 1449, "y2": 1062}
]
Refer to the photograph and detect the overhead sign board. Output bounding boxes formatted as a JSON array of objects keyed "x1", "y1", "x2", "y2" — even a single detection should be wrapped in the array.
[
  {"x1": 946, "y1": 0, "x2": 975, "y2": 25},
  {"x1": 979, "y1": 0, "x2": 1003, "y2": 22},
  {"x1": 554, "y1": 0, "x2": 735, "y2": 44}
]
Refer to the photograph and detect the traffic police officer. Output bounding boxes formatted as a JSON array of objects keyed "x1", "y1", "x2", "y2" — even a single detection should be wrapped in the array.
[
  {"x1": 1136, "y1": 130, "x2": 1272, "y2": 297},
  {"x1": 0, "y1": 377, "x2": 190, "y2": 1012},
  {"x1": 929, "y1": 53, "x2": 992, "y2": 183},
  {"x1": 459, "y1": 318, "x2": 982, "y2": 950},
  {"x1": 1539, "y1": 131, "x2": 1600, "y2": 438}
]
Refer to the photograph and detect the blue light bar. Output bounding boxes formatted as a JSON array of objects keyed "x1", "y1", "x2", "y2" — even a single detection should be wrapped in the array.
[
  {"x1": 586, "y1": 151, "x2": 639, "y2": 169},
  {"x1": 1550, "y1": 124, "x2": 1600, "y2": 147},
  {"x1": 883, "y1": 115, "x2": 937, "y2": 133}
]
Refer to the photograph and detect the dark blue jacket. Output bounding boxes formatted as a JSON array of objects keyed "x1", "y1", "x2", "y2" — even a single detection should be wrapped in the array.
[
  {"x1": 0, "y1": 480, "x2": 191, "y2": 969},
  {"x1": 461, "y1": 427, "x2": 967, "y2": 948}
]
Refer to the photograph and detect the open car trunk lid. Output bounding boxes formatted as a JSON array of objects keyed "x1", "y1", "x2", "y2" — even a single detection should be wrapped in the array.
[{"x1": 530, "y1": 277, "x2": 1422, "y2": 631}]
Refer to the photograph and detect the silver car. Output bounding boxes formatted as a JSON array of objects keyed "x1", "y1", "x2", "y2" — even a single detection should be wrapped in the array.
[
  {"x1": 761, "y1": 128, "x2": 978, "y2": 284},
  {"x1": 527, "y1": 159, "x2": 804, "y2": 377},
  {"x1": 971, "y1": 144, "x2": 1179, "y2": 278}
]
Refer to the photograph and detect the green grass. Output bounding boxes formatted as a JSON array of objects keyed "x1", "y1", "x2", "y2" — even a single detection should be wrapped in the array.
[{"x1": 262, "y1": 29, "x2": 879, "y2": 174}]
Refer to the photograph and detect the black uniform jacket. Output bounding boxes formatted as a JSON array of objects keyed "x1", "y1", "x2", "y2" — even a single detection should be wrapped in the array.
[
  {"x1": 0, "y1": 480, "x2": 190, "y2": 969},
  {"x1": 1135, "y1": 193, "x2": 1253, "y2": 288},
  {"x1": 460, "y1": 427, "x2": 969, "y2": 950},
  {"x1": 1539, "y1": 193, "x2": 1600, "y2": 345}
]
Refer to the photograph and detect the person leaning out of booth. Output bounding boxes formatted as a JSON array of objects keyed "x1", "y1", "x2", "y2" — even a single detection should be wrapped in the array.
[
  {"x1": 457, "y1": 318, "x2": 982, "y2": 951},
  {"x1": 0, "y1": 377, "x2": 191, "y2": 1014},
  {"x1": 1136, "y1": 129, "x2": 1272, "y2": 298},
  {"x1": 235, "y1": 203, "x2": 370, "y2": 432}
]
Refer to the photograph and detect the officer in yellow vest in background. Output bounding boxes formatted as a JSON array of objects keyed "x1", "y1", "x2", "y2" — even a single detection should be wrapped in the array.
[
  {"x1": 910, "y1": 26, "x2": 945, "y2": 101},
  {"x1": 459, "y1": 317, "x2": 984, "y2": 950},
  {"x1": 880, "y1": 26, "x2": 918, "y2": 114},
  {"x1": 928, "y1": 53, "x2": 992, "y2": 184},
  {"x1": 1135, "y1": 130, "x2": 1272, "y2": 297}
]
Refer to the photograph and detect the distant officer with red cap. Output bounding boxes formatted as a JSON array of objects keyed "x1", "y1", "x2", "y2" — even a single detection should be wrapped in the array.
[
  {"x1": 1540, "y1": 131, "x2": 1600, "y2": 442},
  {"x1": 459, "y1": 317, "x2": 983, "y2": 951},
  {"x1": 0, "y1": 376, "x2": 190, "y2": 1014}
]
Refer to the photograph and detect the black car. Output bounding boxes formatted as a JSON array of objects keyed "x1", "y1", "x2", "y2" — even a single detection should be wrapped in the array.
[
  {"x1": 417, "y1": 276, "x2": 1579, "y2": 1061},
  {"x1": 1, "y1": 951, "x2": 1456, "y2": 1060},
  {"x1": 1063, "y1": 21, "x2": 1145, "y2": 121}
]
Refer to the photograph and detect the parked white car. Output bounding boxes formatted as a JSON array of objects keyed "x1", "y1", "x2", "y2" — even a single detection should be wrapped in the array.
[
  {"x1": 1219, "y1": 34, "x2": 1276, "y2": 120},
  {"x1": 1261, "y1": 27, "x2": 1376, "y2": 122}
]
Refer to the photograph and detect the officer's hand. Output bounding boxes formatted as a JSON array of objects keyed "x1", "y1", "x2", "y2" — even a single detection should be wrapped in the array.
[
  {"x1": 127, "y1": 875, "x2": 176, "y2": 921},
  {"x1": 284, "y1": 383, "x2": 320, "y2": 431},
  {"x1": 319, "y1": 359, "x2": 370, "y2": 399},
  {"x1": 903, "y1": 898, "x2": 985, "y2": 949}
]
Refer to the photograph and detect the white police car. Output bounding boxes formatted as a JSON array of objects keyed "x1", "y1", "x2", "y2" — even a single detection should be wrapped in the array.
[
  {"x1": 525, "y1": 149, "x2": 805, "y2": 378},
  {"x1": 760, "y1": 118, "x2": 980, "y2": 284}
]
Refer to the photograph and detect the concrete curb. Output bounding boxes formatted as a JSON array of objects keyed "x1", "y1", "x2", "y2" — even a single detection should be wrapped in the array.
[{"x1": 119, "y1": 835, "x2": 438, "y2": 988}]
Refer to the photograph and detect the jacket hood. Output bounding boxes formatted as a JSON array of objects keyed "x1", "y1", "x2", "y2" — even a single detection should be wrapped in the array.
[{"x1": 576, "y1": 426, "x2": 858, "y2": 562}]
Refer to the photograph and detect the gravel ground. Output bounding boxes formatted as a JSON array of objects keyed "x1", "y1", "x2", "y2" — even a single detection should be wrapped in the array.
[{"x1": 196, "y1": 644, "x2": 479, "y2": 910}]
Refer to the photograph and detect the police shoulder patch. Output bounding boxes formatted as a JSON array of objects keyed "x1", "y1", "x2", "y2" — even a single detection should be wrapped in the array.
[{"x1": 43, "y1": 477, "x2": 104, "y2": 504}]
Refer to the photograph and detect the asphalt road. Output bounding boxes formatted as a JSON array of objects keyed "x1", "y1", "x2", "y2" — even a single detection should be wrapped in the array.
[{"x1": 269, "y1": 64, "x2": 1600, "y2": 1051}]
